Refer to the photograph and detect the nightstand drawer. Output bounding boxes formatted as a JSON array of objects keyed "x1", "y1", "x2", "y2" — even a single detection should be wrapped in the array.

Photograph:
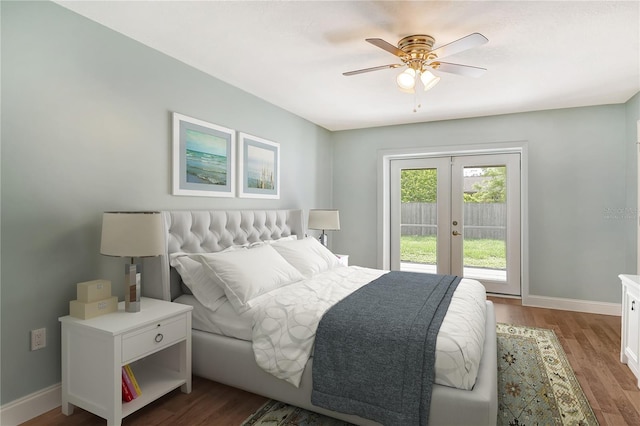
[{"x1": 122, "y1": 315, "x2": 187, "y2": 363}]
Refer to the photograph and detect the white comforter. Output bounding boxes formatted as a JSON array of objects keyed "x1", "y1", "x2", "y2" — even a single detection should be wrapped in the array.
[{"x1": 250, "y1": 266, "x2": 486, "y2": 390}]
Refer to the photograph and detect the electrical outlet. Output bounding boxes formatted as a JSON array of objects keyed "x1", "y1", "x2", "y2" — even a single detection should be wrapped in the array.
[{"x1": 31, "y1": 328, "x2": 46, "y2": 351}]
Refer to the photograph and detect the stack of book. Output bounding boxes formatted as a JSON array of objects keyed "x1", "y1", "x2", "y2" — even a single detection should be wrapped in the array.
[{"x1": 121, "y1": 364, "x2": 142, "y2": 402}]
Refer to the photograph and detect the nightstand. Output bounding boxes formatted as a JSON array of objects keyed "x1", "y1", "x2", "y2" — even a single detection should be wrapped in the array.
[
  {"x1": 336, "y1": 254, "x2": 349, "y2": 266},
  {"x1": 59, "y1": 297, "x2": 193, "y2": 425}
]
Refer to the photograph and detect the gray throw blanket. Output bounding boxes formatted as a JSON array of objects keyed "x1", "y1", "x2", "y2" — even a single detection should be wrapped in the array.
[{"x1": 311, "y1": 272, "x2": 461, "y2": 426}]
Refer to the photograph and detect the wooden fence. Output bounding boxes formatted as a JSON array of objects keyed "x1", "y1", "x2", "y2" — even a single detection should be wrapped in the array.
[{"x1": 401, "y1": 202, "x2": 506, "y2": 240}]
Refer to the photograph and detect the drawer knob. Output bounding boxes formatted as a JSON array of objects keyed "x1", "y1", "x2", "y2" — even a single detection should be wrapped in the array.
[
  {"x1": 632, "y1": 301, "x2": 636, "y2": 311},
  {"x1": 155, "y1": 333, "x2": 164, "y2": 343}
]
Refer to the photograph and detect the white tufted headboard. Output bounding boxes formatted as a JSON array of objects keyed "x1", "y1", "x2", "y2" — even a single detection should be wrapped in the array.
[{"x1": 142, "y1": 209, "x2": 304, "y2": 301}]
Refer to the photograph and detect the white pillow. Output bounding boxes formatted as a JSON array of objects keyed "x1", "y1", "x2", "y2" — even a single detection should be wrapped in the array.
[
  {"x1": 170, "y1": 254, "x2": 227, "y2": 312},
  {"x1": 248, "y1": 234, "x2": 298, "y2": 248},
  {"x1": 271, "y1": 237, "x2": 341, "y2": 278},
  {"x1": 195, "y1": 244, "x2": 305, "y2": 313},
  {"x1": 271, "y1": 235, "x2": 298, "y2": 243}
]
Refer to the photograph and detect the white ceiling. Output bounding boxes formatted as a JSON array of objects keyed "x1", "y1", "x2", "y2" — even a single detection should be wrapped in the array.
[{"x1": 56, "y1": 1, "x2": 640, "y2": 131}]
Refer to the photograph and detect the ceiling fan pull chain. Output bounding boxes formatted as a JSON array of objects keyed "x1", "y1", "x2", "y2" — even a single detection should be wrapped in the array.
[{"x1": 413, "y1": 74, "x2": 422, "y2": 113}]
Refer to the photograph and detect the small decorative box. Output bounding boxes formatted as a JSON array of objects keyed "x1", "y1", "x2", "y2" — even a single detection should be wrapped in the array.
[
  {"x1": 70, "y1": 296, "x2": 118, "y2": 320},
  {"x1": 77, "y1": 279, "x2": 111, "y2": 303}
]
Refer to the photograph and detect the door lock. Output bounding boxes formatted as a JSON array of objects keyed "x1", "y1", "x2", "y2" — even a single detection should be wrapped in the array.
[{"x1": 452, "y1": 221, "x2": 458, "y2": 226}]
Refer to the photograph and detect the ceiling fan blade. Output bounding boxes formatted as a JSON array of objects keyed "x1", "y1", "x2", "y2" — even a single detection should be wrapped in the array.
[
  {"x1": 431, "y1": 61, "x2": 486, "y2": 78},
  {"x1": 343, "y1": 63, "x2": 403, "y2": 76},
  {"x1": 429, "y1": 33, "x2": 488, "y2": 59},
  {"x1": 366, "y1": 38, "x2": 407, "y2": 58}
]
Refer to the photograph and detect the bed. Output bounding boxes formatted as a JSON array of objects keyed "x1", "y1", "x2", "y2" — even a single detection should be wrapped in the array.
[{"x1": 142, "y1": 209, "x2": 497, "y2": 425}]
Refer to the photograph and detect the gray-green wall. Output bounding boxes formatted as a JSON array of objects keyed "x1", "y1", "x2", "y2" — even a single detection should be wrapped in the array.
[
  {"x1": 1, "y1": 0, "x2": 639, "y2": 408},
  {"x1": 1, "y1": 1, "x2": 332, "y2": 404},
  {"x1": 625, "y1": 92, "x2": 640, "y2": 272},
  {"x1": 332, "y1": 103, "x2": 638, "y2": 303}
]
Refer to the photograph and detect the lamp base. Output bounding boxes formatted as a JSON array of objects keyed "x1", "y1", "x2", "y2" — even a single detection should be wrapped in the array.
[
  {"x1": 125, "y1": 263, "x2": 141, "y2": 312},
  {"x1": 319, "y1": 232, "x2": 328, "y2": 247}
]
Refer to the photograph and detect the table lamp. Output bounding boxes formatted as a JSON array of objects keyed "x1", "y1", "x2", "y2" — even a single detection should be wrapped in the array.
[
  {"x1": 308, "y1": 209, "x2": 340, "y2": 247},
  {"x1": 100, "y1": 211, "x2": 164, "y2": 312}
]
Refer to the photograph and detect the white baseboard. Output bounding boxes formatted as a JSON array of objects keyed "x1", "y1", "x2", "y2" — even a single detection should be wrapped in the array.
[
  {"x1": 0, "y1": 383, "x2": 61, "y2": 426},
  {"x1": 523, "y1": 295, "x2": 621, "y2": 316}
]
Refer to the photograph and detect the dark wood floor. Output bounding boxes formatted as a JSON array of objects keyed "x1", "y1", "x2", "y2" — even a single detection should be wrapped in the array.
[{"x1": 22, "y1": 298, "x2": 640, "y2": 425}]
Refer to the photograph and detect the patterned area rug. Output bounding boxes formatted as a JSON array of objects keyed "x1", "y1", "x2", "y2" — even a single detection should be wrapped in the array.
[
  {"x1": 242, "y1": 324, "x2": 598, "y2": 426},
  {"x1": 496, "y1": 323, "x2": 597, "y2": 426}
]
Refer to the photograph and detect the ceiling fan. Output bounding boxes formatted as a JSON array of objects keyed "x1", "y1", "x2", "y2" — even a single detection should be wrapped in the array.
[{"x1": 343, "y1": 33, "x2": 488, "y2": 93}]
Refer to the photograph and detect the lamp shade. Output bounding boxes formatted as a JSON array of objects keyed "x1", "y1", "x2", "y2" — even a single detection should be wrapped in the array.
[
  {"x1": 421, "y1": 70, "x2": 441, "y2": 91},
  {"x1": 100, "y1": 212, "x2": 164, "y2": 258},
  {"x1": 308, "y1": 209, "x2": 340, "y2": 231},
  {"x1": 396, "y1": 68, "x2": 416, "y2": 90}
]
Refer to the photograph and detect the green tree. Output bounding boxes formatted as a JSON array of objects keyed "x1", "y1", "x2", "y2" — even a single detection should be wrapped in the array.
[
  {"x1": 401, "y1": 169, "x2": 437, "y2": 202},
  {"x1": 464, "y1": 167, "x2": 506, "y2": 203}
]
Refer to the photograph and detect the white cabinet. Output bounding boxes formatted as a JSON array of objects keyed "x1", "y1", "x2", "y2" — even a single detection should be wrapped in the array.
[
  {"x1": 619, "y1": 274, "x2": 640, "y2": 388},
  {"x1": 59, "y1": 297, "x2": 193, "y2": 425}
]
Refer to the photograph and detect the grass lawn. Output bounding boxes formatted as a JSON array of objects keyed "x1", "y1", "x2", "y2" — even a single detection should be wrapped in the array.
[{"x1": 401, "y1": 235, "x2": 506, "y2": 269}]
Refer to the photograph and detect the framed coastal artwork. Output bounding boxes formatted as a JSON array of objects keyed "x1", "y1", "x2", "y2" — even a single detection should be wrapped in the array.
[
  {"x1": 172, "y1": 113, "x2": 235, "y2": 197},
  {"x1": 238, "y1": 132, "x2": 280, "y2": 199}
]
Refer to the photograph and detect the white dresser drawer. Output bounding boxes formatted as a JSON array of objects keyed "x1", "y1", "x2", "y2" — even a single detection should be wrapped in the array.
[
  {"x1": 619, "y1": 274, "x2": 640, "y2": 389},
  {"x1": 122, "y1": 314, "x2": 187, "y2": 363}
]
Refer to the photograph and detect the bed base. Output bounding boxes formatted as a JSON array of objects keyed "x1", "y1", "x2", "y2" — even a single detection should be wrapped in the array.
[{"x1": 191, "y1": 301, "x2": 497, "y2": 426}]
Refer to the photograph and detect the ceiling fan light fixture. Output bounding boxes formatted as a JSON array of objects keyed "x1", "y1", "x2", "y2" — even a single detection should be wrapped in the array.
[
  {"x1": 421, "y1": 70, "x2": 441, "y2": 91},
  {"x1": 396, "y1": 68, "x2": 416, "y2": 90},
  {"x1": 344, "y1": 32, "x2": 488, "y2": 100}
]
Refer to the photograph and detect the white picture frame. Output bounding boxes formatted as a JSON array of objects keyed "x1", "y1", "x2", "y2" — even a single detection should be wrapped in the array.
[
  {"x1": 238, "y1": 132, "x2": 280, "y2": 199},
  {"x1": 172, "y1": 113, "x2": 235, "y2": 197}
]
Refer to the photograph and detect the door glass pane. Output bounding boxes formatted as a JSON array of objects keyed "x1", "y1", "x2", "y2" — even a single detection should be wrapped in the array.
[
  {"x1": 400, "y1": 168, "x2": 437, "y2": 273},
  {"x1": 462, "y1": 166, "x2": 507, "y2": 281}
]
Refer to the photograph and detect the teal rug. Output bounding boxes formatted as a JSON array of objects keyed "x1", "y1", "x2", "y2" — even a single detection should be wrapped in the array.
[
  {"x1": 242, "y1": 324, "x2": 598, "y2": 425},
  {"x1": 496, "y1": 323, "x2": 597, "y2": 425}
]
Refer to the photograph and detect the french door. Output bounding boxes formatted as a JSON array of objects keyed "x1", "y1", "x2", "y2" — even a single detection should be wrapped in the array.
[{"x1": 390, "y1": 153, "x2": 521, "y2": 296}]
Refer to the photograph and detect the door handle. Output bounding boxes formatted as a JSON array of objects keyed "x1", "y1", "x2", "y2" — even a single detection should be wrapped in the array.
[{"x1": 452, "y1": 231, "x2": 461, "y2": 236}]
